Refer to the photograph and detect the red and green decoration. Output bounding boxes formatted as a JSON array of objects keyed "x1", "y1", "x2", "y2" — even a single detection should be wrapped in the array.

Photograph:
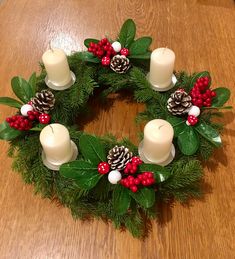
[
  {"x1": 166, "y1": 72, "x2": 231, "y2": 156},
  {"x1": 83, "y1": 19, "x2": 152, "y2": 73},
  {"x1": 0, "y1": 74, "x2": 54, "y2": 138}
]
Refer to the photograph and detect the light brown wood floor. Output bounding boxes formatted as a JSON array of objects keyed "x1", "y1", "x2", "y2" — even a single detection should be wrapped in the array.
[{"x1": 0, "y1": 1, "x2": 234, "y2": 258}]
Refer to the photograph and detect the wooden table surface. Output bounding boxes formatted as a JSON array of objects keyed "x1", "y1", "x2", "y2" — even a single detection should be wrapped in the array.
[{"x1": 0, "y1": 1, "x2": 235, "y2": 258}]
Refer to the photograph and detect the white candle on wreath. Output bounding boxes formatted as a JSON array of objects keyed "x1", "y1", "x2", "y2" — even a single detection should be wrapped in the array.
[
  {"x1": 40, "y1": 123, "x2": 73, "y2": 165},
  {"x1": 149, "y1": 48, "x2": 175, "y2": 88},
  {"x1": 42, "y1": 48, "x2": 72, "y2": 87},
  {"x1": 142, "y1": 119, "x2": 174, "y2": 163}
]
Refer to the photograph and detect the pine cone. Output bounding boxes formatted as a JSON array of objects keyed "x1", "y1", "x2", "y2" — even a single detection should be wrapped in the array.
[
  {"x1": 107, "y1": 145, "x2": 133, "y2": 170},
  {"x1": 31, "y1": 90, "x2": 55, "y2": 114},
  {"x1": 167, "y1": 89, "x2": 192, "y2": 115},
  {"x1": 110, "y1": 55, "x2": 130, "y2": 74}
]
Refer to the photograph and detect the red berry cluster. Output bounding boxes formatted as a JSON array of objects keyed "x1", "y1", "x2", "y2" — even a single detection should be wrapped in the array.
[
  {"x1": 27, "y1": 110, "x2": 40, "y2": 121},
  {"x1": 98, "y1": 162, "x2": 110, "y2": 175},
  {"x1": 187, "y1": 115, "x2": 198, "y2": 126},
  {"x1": 6, "y1": 115, "x2": 33, "y2": 131},
  {"x1": 190, "y1": 77, "x2": 216, "y2": 107},
  {"x1": 124, "y1": 156, "x2": 143, "y2": 174},
  {"x1": 120, "y1": 172, "x2": 155, "y2": 193},
  {"x1": 88, "y1": 38, "x2": 116, "y2": 66}
]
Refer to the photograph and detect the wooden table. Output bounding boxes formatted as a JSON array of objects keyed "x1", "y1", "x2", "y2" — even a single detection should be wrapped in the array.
[{"x1": 0, "y1": 1, "x2": 234, "y2": 258}]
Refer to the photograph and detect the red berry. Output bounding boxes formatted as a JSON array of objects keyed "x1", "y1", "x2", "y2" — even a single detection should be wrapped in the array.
[
  {"x1": 137, "y1": 174, "x2": 143, "y2": 180},
  {"x1": 134, "y1": 178, "x2": 140, "y2": 185},
  {"x1": 124, "y1": 168, "x2": 129, "y2": 174},
  {"x1": 97, "y1": 162, "x2": 110, "y2": 174},
  {"x1": 130, "y1": 185, "x2": 138, "y2": 193},
  {"x1": 187, "y1": 115, "x2": 198, "y2": 126},
  {"x1": 88, "y1": 47, "x2": 93, "y2": 52},
  {"x1": 6, "y1": 117, "x2": 11, "y2": 123},
  {"x1": 39, "y1": 113, "x2": 51, "y2": 124},
  {"x1": 147, "y1": 172, "x2": 153, "y2": 178},
  {"x1": 211, "y1": 91, "x2": 216, "y2": 97},
  {"x1": 142, "y1": 180, "x2": 147, "y2": 186},
  {"x1": 101, "y1": 56, "x2": 110, "y2": 66},
  {"x1": 126, "y1": 163, "x2": 132, "y2": 170},
  {"x1": 146, "y1": 178, "x2": 152, "y2": 186},
  {"x1": 120, "y1": 48, "x2": 129, "y2": 56}
]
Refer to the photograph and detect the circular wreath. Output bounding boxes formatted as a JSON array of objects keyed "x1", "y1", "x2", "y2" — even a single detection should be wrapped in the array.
[{"x1": 0, "y1": 20, "x2": 231, "y2": 238}]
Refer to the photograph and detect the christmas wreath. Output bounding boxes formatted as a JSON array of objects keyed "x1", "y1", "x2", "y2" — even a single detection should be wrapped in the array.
[{"x1": 0, "y1": 19, "x2": 231, "y2": 238}]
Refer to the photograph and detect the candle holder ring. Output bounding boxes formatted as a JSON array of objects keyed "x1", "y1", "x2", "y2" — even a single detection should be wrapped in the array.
[
  {"x1": 41, "y1": 140, "x2": 78, "y2": 171},
  {"x1": 138, "y1": 140, "x2": 175, "y2": 167},
  {"x1": 45, "y1": 71, "x2": 76, "y2": 91},
  {"x1": 146, "y1": 73, "x2": 177, "y2": 92}
]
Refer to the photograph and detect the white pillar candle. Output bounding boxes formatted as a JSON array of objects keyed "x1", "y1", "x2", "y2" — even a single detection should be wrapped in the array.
[
  {"x1": 40, "y1": 123, "x2": 73, "y2": 165},
  {"x1": 149, "y1": 48, "x2": 175, "y2": 88},
  {"x1": 42, "y1": 48, "x2": 71, "y2": 87},
  {"x1": 143, "y1": 119, "x2": 174, "y2": 163}
]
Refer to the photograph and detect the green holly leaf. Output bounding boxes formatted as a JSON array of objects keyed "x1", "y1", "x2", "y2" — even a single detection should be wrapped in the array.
[
  {"x1": 0, "y1": 121, "x2": 23, "y2": 140},
  {"x1": 167, "y1": 116, "x2": 186, "y2": 137},
  {"x1": 84, "y1": 38, "x2": 99, "y2": 48},
  {"x1": 112, "y1": 185, "x2": 131, "y2": 215},
  {"x1": 129, "y1": 37, "x2": 152, "y2": 55},
  {"x1": 0, "y1": 97, "x2": 23, "y2": 109},
  {"x1": 189, "y1": 71, "x2": 211, "y2": 90},
  {"x1": 79, "y1": 134, "x2": 106, "y2": 165},
  {"x1": 11, "y1": 76, "x2": 34, "y2": 103},
  {"x1": 139, "y1": 164, "x2": 171, "y2": 183},
  {"x1": 129, "y1": 52, "x2": 151, "y2": 60},
  {"x1": 211, "y1": 87, "x2": 231, "y2": 107},
  {"x1": 28, "y1": 72, "x2": 37, "y2": 96},
  {"x1": 77, "y1": 51, "x2": 100, "y2": 63},
  {"x1": 177, "y1": 126, "x2": 199, "y2": 155},
  {"x1": 118, "y1": 19, "x2": 136, "y2": 48},
  {"x1": 60, "y1": 160, "x2": 101, "y2": 190},
  {"x1": 130, "y1": 187, "x2": 155, "y2": 208},
  {"x1": 195, "y1": 121, "x2": 222, "y2": 147}
]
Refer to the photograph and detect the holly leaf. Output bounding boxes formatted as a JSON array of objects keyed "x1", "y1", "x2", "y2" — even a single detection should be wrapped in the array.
[
  {"x1": 211, "y1": 87, "x2": 231, "y2": 107},
  {"x1": 77, "y1": 51, "x2": 100, "y2": 63},
  {"x1": 112, "y1": 185, "x2": 131, "y2": 215},
  {"x1": 177, "y1": 126, "x2": 200, "y2": 155},
  {"x1": 11, "y1": 76, "x2": 34, "y2": 103},
  {"x1": 60, "y1": 160, "x2": 101, "y2": 190},
  {"x1": 139, "y1": 164, "x2": 171, "y2": 183},
  {"x1": 167, "y1": 116, "x2": 187, "y2": 137},
  {"x1": 189, "y1": 71, "x2": 211, "y2": 90},
  {"x1": 0, "y1": 97, "x2": 23, "y2": 108},
  {"x1": 129, "y1": 37, "x2": 152, "y2": 55},
  {"x1": 129, "y1": 52, "x2": 151, "y2": 60},
  {"x1": 130, "y1": 187, "x2": 155, "y2": 209},
  {"x1": 0, "y1": 121, "x2": 23, "y2": 140},
  {"x1": 195, "y1": 121, "x2": 222, "y2": 147},
  {"x1": 79, "y1": 134, "x2": 106, "y2": 165},
  {"x1": 118, "y1": 19, "x2": 136, "y2": 48},
  {"x1": 84, "y1": 38, "x2": 99, "y2": 48},
  {"x1": 28, "y1": 72, "x2": 37, "y2": 96}
]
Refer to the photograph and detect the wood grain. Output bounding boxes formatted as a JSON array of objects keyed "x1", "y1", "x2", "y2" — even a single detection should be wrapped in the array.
[{"x1": 0, "y1": 0, "x2": 235, "y2": 258}]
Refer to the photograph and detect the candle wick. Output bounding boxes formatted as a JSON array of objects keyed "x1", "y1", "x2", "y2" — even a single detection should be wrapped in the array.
[
  {"x1": 49, "y1": 125, "x2": 54, "y2": 133},
  {"x1": 49, "y1": 41, "x2": 53, "y2": 52},
  {"x1": 158, "y1": 124, "x2": 165, "y2": 130},
  {"x1": 162, "y1": 46, "x2": 167, "y2": 54}
]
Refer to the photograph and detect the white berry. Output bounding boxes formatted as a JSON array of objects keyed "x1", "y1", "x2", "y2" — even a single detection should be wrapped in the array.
[
  {"x1": 111, "y1": 41, "x2": 122, "y2": 53},
  {"x1": 188, "y1": 105, "x2": 200, "y2": 117},
  {"x1": 20, "y1": 104, "x2": 33, "y2": 116},
  {"x1": 108, "y1": 170, "x2": 122, "y2": 184}
]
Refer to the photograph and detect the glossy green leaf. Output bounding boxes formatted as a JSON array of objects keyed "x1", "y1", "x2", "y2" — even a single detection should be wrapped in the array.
[
  {"x1": 78, "y1": 51, "x2": 100, "y2": 63},
  {"x1": 211, "y1": 87, "x2": 231, "y2": 107},
  {"x1": 60, "y1": 160, "x2": 101, "y2": 189},
  {"x1": 129, "y1": 52, "x2": 151, "y2": 60},
  {"x1": 167, "y1": 116, "x2": 187, "y2": 137},
  {"x1": 118, "y1": 19, "x2": 136, "y2": 48},
  {"x1": 0, "y1": 97, "x2": 23, "y2": 108},
  {"x1": 0, "y1": 121, "x2": 22, "y2": 140},
  {"x1": 177, "y1": 126, "x2": 200, "y2": 155},
  {"x1": 28, "y1": 72, "x2": 37, "y2": 96},
  {"x1": 84, "y1": 38, "x2": 99, "y2": 48},
  {"x1": 79, "y1": 134, "x2": 106, "y2": 165},
  {"x1": 129, "y1": 37, "x2": 152, "y2": 55},
  {"x1": 112, "y1": 185, "x2": 131, "y2": 215},
  {"x1": 11, "y1": 76, "x2": 34, "y2": 103},
  {"x1": 189, "y1": 71, "x2": 211, "y2": 90},
  {"x1": 195, "y1": 121, "x2": 222, "y2": 147},
  {"x1": 130, "y1": 187, "x2": 155, "y2": 208},
  {"x1": 139, "y1": 164, "x2": 171, "y2": 183}
]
